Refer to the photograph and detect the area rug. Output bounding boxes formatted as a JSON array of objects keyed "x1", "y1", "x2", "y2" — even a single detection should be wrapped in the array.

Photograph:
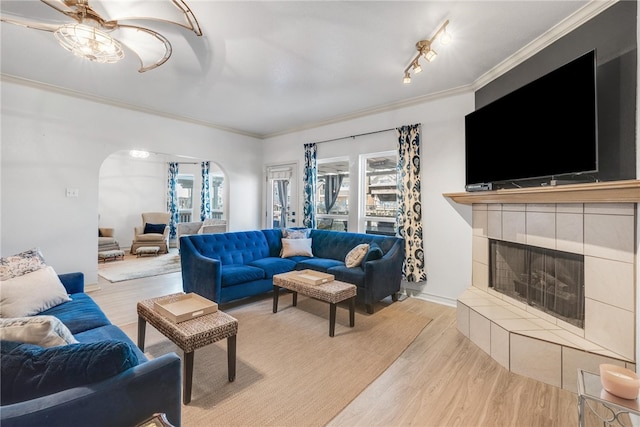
[
  {"x1": 98, "y1": 250, "x2": 180, "y2": 282},
  {"x1": 120, "y1": 296, "x2": 432, "y2": 427}
]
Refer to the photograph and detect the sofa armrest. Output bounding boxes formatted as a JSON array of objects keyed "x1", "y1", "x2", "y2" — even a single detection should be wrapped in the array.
[
  {"x1": 363, "y1": 239, "x2": 405, "y2": 301},
  {"x1": 179, "y1": 236, "x2": 223, "y2": 303},
  {"x1": 98, "y1": 228, "x2": 114, "y2": 238},
  {"x1": 58, "y1": 272, "x2": 84, "y2": 294},
  {"x1": 0, "y1": 353, "x2": 182, "y2": 427}
]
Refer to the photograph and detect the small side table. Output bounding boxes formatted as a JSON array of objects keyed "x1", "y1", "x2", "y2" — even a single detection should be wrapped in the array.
[
  {"x1": 577, "y1": 369, "x2": 640, "y2": 427},
  {"x1": 137, "y1": 293, "x2": 238, "y2": 404}
]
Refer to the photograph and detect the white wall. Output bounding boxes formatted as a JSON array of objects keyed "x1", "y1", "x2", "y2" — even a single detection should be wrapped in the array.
[
  {"x1": 263, "y1": 92, "x2": 475, "y2": 305},
  {"x1": 1, "y1": 80, "x2": 263, "y2": 285}
]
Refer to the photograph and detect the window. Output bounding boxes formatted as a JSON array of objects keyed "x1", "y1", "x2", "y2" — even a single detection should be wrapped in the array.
[
  {"x1": 316, "y1": 158, "x2": 349, "y2": 232},
  {"x1": 360, "y1": 152, "x2": 398, "y2": 236}
]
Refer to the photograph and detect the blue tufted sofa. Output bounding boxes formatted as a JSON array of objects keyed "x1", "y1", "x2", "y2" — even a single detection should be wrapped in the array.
[
  {"x1": 180, "y1": 228, "x2": 404, "y2": 314},
  {"x1": 0, "y1": 272, "x2": 182, "y2": 427}
]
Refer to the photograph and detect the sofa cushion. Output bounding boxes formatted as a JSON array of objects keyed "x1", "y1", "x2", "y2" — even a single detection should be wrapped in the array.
[
  {"x1": 281, "y1": 238, "x2": 313, "y2": 257},
  {"x1": 327, "y1": 265, "x2": 366, "y2": 287},
  {"x1": 0, "y1": 316, "x2": 78, "y2": 348},
  {"x1": 363, "y1": 242, "x2": 384, "y2": 265},
  {"x1": 143, "y1": 223, "x2": 166, "y2": 234},
  {"x1": 0, "y1": 339, "x2": 140, "y2": 405},
  {"x1": 74, "y1": 324, "x2": 148, "y2": 363},
  {"x1": 295, "y1": 258, "x2": 344, "y2": 273},
  {"x1": 248, "y1": 257, "x2": 297, "y2": 278},
  {"x1": 0, "y1": 266, "x2": 72, "y2": 318},
  {"x1": 0, "y1": 247, "x2": 47, "y2": 281},
  {"x1": 39, "y1": 293, "x2": 111, "y2": 334},
  {"x1": 221, "y1": 265, "x2": 266, "y2": 287},
  {"x1": 282, "y1": 228, "x2": 310, "y2": 239},
  {"x1": 345, "y1": 244, "x2": 369, "y2": 268}
]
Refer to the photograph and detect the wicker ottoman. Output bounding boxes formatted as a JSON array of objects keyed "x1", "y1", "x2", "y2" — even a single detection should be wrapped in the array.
[
  {"x1": 98, "y1": 249, "x2": 125, "y2": 263},
  {"x1": 136, "y1": 246, "x2": 160, "y2": 257}
]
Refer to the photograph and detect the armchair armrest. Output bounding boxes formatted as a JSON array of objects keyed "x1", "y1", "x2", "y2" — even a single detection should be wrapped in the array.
[
  {"x1": 0, "y1": 353, "x2": 182, "y2": 427},
  {"x1": 98, "y1": 228, "x2": 114, "y2": 238}
]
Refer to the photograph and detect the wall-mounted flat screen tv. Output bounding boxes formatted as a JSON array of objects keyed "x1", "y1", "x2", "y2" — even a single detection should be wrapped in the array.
[{"x1": 465, "y1": 49, "x2": 598, "y2": 188}]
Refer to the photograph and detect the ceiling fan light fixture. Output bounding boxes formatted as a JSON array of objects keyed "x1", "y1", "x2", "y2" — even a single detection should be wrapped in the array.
[
  {"x1": 423, "y1": 48, "x2": 437, "y2": 62},
  {"x1": 54, "y1": 23, "x2": 124, "y2": 64},
  {"x1": 403, "y1": 71, "x2": 411, "y2": 84}
]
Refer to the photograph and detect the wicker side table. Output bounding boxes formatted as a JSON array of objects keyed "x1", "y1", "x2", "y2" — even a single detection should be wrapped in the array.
[
  {"x1": 273, "y1": 271, "x2": 357, "y2": 337},
  {"x1": 137, "y1": 293, "x2": 238, "y2": 404}
]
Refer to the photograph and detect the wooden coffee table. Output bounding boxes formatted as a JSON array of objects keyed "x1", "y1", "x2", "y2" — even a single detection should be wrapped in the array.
[
  {"x1": 273, "y1": 271, "x2": 357, "y2": 337},
  {"x1": 137, "y1": 293, "x2": 238, "y2": 404}
]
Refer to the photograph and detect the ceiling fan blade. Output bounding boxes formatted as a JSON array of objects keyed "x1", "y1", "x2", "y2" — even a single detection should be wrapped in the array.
[
  {"x1": 0, "y1": 16, "x2": 59, "y2": 32},
  {"x1": 40, "y1": 0, "x2": 83, "y2": 22},
  {"x1": 115, "y1": 25, "x2": 172, "y2": 73},
  {"x1": 102, "y1": 0, "x2": 202, "y2": 36}
]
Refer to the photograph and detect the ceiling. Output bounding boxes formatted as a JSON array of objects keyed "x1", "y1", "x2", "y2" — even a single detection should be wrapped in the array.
[{"x1": 1, "y1": 1, "x2": 603, "y2": 138}]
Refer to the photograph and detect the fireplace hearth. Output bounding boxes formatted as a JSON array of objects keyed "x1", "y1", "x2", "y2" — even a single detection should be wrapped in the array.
[{"x1": 490, "y1": 239, "x2": 585, "y2": 328}]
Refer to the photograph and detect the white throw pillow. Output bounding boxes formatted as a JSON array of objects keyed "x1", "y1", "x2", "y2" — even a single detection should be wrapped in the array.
[
  {"x1": 0, "y1": 315, "x2": 78, "y2": 347},
  {"x1": 281, "y1": 238, "x2": 313, "y2": 257},
  {"x1": 345, "y1": 243, "x2": 370, "y2": 268},
  {"x1": 0, "y1": 247, "x2": 47, "y2": 281},
  {"x1": 0, "y1": 266, "x2": 72, "y2": 318}
]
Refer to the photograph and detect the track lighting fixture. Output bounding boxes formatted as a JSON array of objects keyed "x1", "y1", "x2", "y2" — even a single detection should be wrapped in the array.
[{"x1": 403, "y1": 20, "x2": 450, "y2": 84}]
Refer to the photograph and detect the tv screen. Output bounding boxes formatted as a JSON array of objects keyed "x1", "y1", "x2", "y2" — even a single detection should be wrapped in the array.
[{"x1": 465, "y1": 50, "x2": 598, "y2": 188}]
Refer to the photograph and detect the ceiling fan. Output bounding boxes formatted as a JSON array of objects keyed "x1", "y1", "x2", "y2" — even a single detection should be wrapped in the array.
[{"x1": 0, "y1": 0, "x2": 202, "y2": 72}]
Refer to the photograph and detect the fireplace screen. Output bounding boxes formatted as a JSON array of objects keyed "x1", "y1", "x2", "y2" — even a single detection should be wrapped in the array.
[{"x1": 490, "y1": 239, "x2": 585, "y2": 328}]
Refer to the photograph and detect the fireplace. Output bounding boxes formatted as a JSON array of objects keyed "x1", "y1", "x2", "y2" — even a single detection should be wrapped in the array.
[{"x1": 490, "y1": 240, "x2": 585, "y2": 328}]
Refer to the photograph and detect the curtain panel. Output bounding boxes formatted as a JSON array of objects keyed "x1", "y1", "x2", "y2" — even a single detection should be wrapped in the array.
[
  {"x1": 200, "y1": 161, "x2": 211, "y2": 221},
  {"x1": 167, "y1": 162, "x2": 179, "y2": 240},
  {"x1": 303, "y1": 143, "x2": 317, "y2": 228},
  {"x1": 323, "y1": 174, "x2": 344, "y2": 213},
  {"x1": 396, "y1": 124, "x2": 426, "y2": 282}
]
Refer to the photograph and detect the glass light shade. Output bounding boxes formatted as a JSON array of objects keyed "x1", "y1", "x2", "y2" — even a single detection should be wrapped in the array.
[
  {"x1": 439, "y1": 31, "x2": 452, "y2": 45},
  {"x1": 54, "y1": 23, "x2": 124, "y2": 64},
  {"x1": 403, "y1": 73, "x2": 411, "y2": 84},
  {"x1": 412, "y1": 62, "x2": 422, "y2": 74},
  {"x1": 423, "y1": 49, "x2": 437, "y2": 62}
]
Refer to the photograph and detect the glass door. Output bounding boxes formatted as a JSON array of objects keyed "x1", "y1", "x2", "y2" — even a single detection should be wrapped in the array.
[{"x1": 266, "y1": 163, "x2": 298, "y2": 228}]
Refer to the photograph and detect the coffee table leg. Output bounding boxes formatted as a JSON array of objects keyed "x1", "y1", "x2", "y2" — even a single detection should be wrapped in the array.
[
  {"x1": 137, "y1": 316, "x2": 146, "y2": 351},
  {"x1": 273, "y1": 285, "x2": 280, "y2": 313},
  {"x1": 184, "y1": 351, "x2": 194, "y2": 404},
  {"x1": 349, "y1": 297, "x2": 355, "y2": 327},
  {"x1": 329, "y1": 303, "x2": 337, "y2": 337},
  {"x1": 292, "y1": 291, "x2": 298, "y2": 307},
  {"x1": 228, "y1": 334, "x2": 236, "y2": 382}
]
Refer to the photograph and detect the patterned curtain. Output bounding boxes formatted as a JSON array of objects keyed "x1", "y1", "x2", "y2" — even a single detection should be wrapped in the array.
[
  {"x1": 303, "y1": 143, "x2": 317, "y2": 228},
  {"x1": 167, "y1": 162, "x2": 179, "y2": 240},
  {"x1": 396, "y1": 124, "x2": 426, "y2": 282},
  {"x1": 200, "y1": 161, "x2": 211, "y2": 221}
]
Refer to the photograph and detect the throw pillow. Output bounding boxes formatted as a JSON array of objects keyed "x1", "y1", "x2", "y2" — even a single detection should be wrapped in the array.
[
  {"x1": 362, "y1": 242, "x2": 384, "y2": 265},
  {"x1": 281, "y1": 238, "x2": 313, "y2": 257},
  {"x1": 143, "y1": 223, "x2": 166, "y2": 234},
  {"x1": 0, "y1": 266, "x2": 72, "y2": 318},
  {"x1": 0, "y1": 339, "x2": 140, "y2": 405},
  {"x1": 345, "y1": 243, "x2": 370, "y2": 268},
  {"x1": 0, "y1": 316, "x2": 78, "y2": 347},
  {"x1": 0, "y1": 248, "x2": 47, "y2": 281},
  {"x1": 282, "y1": 228, "x2": 310, "y2": 239}
]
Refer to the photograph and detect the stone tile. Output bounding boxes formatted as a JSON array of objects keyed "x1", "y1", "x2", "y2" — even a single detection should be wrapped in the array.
[
  {"x1": 584, "y1": 213, "x2": 635, "y2": 263},
  {"x1": 585, "y1": 298, "x2": 635, "y2": 361},
  {"x1": 456, "y1": 302, "x2": 470, "y2": 337},
  {"x1": 487, "y1": 209, "x2": 502, "y2": 240},
  {"x1": 472, "y1": 208, "x2": 488, "y2": 237},
  {"x1": 585, "y1": 256, "x2": 634, "y2": 312},
  {"x1": 472, "y1": 261, "x2": 489, "y2": 290},
  {"x1": 562, "y1": 348, "x2": 625, "y2": 392},
  {"x1": 556, "y1": 212, "x2": 583, "y2": 254},
  {"x1": 526, "y1": 211, "x2": 556, "y2": 249},
  {"x1": 491, "y1": 323, "x2": 510, "y2": 370},
  {"x1": 584, "y1": 203, "x2": 635, "y2": 216},
  {"x1": 510, "y1": 334, "x2": 562, "y2": 387},
  {"x1": 472, "y1": 235, "x2": 488, "y2": 265},
  {"x1": 502, "y1": 210, "x2": 526, "y2": 244},
  {"x1": 469, "y1": 310, "x2": 491, "y2": 355}
]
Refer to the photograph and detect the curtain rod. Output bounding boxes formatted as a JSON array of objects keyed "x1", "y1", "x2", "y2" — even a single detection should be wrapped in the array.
[{"x1": 312, "y1": 127, "x2": 396, "y2": 145}]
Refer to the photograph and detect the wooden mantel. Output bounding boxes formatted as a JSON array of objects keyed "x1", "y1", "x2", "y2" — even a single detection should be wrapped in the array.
[{"x1": 443, "y1": 179, "x2": 640, "y2": 205}]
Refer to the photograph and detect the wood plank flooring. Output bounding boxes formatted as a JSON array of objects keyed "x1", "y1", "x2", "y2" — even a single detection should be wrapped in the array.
[{"x1": 92, "y1": 271, "x2": 596, "y2": 427}]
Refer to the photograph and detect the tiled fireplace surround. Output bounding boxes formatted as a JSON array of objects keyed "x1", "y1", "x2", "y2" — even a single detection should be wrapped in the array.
[{"x1": 456, "y1": 201, "x2": 636, "y2": 393}]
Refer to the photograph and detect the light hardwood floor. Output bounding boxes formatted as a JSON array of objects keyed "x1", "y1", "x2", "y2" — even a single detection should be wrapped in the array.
[{"x1": 93, "y1": 271, "x2": 596, "y2": 427}]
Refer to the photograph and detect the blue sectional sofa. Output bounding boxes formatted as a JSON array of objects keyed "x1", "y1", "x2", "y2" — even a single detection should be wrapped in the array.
[
  {"x1": 180, "y1": 228, "x2": 404, "y2": 313},
  {"x1": 0, "y1": 272, "x2": 182, "y2": 427}
]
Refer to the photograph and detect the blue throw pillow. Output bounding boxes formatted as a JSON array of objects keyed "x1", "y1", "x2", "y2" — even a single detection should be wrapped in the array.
[
  {"x1": 0, "y1": 339, "x2": 139, "y2": 405},
  {"x1": 362, "y1": 242, "x2": 384, "y2": 267},
  {"x1": 143, "y1": 223, "x2": 165, "y2": 234}
]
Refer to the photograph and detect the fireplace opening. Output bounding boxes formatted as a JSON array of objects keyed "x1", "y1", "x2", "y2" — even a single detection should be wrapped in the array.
[{"x1": 489, "y1": 239, "x2": 585, "y2": 328}]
